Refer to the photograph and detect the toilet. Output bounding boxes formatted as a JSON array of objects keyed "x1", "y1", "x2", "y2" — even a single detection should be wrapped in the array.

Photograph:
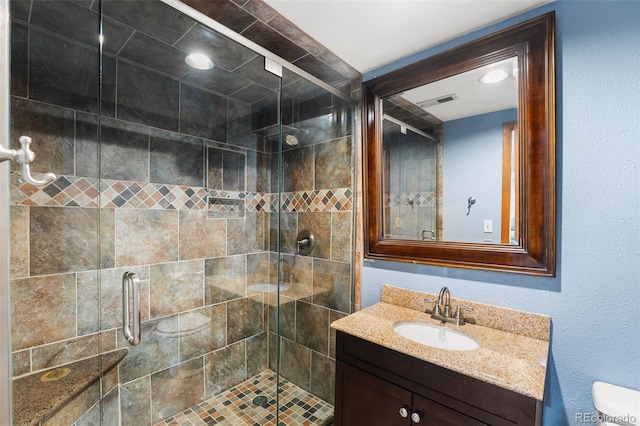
[
  {"x1": 592, "y1": 381, "x2": 640, "y2": 426},
  {"x1": 156, "y1": 312, "x2": 211, "y2": 376}
]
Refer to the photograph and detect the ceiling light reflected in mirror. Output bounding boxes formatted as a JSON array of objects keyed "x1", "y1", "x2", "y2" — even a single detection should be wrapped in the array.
[
  {"x1": 480, "y1": 69, "x2": 509, "y2": 84},
  {"x1": 400, "y1": 56, "x2": 518, "y2": 122}
]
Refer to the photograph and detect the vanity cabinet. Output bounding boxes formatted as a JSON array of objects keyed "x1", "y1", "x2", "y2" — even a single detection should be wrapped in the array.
[
  {"x1": 334, "y1": 331, "x2": 542, "y2": 426},
  {"x1": 336, "y1": 360, "x2": 485, "y2": 425}
]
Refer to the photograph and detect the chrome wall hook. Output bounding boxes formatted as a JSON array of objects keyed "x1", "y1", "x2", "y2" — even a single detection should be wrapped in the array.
[
  {"x1": 0, "y1": 136, "x2": 56, "y2": 186},
  {"x1": 466, "y1": 196, "x2": 476, "y2": 215}
]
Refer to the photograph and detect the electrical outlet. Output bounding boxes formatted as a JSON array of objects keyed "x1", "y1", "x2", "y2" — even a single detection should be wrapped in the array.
[
  {"x1": 394, "y1": 218, "x2": 402, "y2": 228},
  {"x1": 483, "y1": 219, "x2": 493, "y2": 233}
]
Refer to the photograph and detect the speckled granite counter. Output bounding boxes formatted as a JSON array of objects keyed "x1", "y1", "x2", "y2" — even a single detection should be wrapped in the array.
[
  {"x1": 331, "y1": 285, "x2": 550, "y2": 401},
  {"x1": 13, "y1": 349, "x2": 128, "y2": 426}
]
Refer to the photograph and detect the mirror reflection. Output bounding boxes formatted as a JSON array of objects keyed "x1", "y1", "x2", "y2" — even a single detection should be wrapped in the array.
[{"x1": 382, "y1": 57, "x2": 519, "y2": 244}]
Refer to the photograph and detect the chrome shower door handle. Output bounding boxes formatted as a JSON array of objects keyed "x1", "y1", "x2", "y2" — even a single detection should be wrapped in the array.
[
  {"x1": 122, "y1": 272, "x2": 141, "y2": 346},
  {"x1": 421, "y1": 229, "x2": 435, "y2": 240}
]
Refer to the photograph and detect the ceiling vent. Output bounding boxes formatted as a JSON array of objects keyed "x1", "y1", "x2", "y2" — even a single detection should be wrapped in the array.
[{"x1": 417, "y1": 93, "x2": 459, "y2": 109}]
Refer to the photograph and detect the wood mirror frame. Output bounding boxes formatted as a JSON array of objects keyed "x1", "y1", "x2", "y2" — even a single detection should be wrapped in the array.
[{"x1": 363, "y1": 12, "x2": 556, "y2": 276}]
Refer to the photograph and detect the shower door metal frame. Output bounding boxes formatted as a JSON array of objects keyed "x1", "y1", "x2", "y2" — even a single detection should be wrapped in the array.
[
  {"x1": 162, "y1": 0, "x2": 355, "y2": 105},
  {"x1": 1, "y1": 0, "x2": 13, "y2": 423}
]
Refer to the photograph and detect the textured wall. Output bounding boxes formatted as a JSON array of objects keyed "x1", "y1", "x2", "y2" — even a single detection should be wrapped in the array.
[
  {"x1": 362, "y1": 1, "x2": 640, "y2": 425},
  {"x1": 442, "y1": 108, "x2": 517, "y2": 242}
]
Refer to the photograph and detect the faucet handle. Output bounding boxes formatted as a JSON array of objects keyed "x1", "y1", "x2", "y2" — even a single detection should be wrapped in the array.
[
  {"x1": 424, "y1": 297, "x2": 437, "y2": 314},
  {"x1": 454, "y1": 305, "x2": 475, "y2": 325}
]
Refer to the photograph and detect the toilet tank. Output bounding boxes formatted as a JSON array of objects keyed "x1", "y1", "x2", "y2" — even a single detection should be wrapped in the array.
[{"x1": 592, "y1": 382, "x2": 640, "y2": 426}]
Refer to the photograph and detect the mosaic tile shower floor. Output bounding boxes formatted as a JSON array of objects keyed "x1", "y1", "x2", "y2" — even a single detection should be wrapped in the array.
[{"x1": 155, "y1": 370, "x2": 334, "y2": 426}]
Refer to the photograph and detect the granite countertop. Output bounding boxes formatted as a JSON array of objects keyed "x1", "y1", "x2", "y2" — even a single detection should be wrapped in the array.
[
  {"x1": 331, "y1": 291, "x2": 550, "y2": 401},
  {"x1": 12, "y1": 349, "x2": 128, "y2": 426}
]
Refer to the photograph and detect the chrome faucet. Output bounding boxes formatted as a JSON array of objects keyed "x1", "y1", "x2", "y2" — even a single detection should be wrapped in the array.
[{"x1": 427, "y1": 287, "x2": 474, "y2": 326}]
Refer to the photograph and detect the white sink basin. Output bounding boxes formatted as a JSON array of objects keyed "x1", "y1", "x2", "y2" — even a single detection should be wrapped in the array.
[{"x1": 393, "y1": 322, "x2": 480, "y2": 351}]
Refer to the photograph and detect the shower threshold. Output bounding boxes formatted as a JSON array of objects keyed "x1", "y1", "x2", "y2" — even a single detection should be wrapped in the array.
[{"x1": 156, "y1": 369, "x2": 334, "y2": 426}]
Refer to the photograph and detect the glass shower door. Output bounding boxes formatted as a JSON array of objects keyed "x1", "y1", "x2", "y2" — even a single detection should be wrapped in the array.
[
  {"x1": 6, "y1": 0, "x2": 355, "y2": 423},
  {"x1": 383, "y1": 120, "x2": 439, "y2": 241},
  {"x1": 98, "y1": 1, "x2": 282, "y2": 424},
  {"x1": 8, "y1": 0, "x2": 105, "y2": 423},
  {"x1": 271, "y1": 67, "x2": 355, "y2": 424}
]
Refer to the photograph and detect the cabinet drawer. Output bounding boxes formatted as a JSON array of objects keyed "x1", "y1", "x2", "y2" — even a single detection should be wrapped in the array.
[{"x1": 413, "y1": 394, "x2": 488, "y2": 426}]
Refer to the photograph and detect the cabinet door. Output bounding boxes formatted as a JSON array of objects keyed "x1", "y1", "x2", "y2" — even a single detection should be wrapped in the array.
[
  {"x1": 411, "y1": 394, "x2": 488, "y2": 426},
  {"x1": 335, "y1": 361, "x2": 412, "y2": 426}
]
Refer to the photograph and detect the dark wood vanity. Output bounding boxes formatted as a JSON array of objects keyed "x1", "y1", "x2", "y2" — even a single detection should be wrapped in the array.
[{"x1": 334, "y1": 331, "x2": 542, "y2": 426}]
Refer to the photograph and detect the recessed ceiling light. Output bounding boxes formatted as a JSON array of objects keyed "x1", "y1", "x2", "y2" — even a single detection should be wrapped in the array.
[
  {"x1": 185, "y1": 53, "x2": 214, "y2": 70},
  {"x1": 480, "y1": 69, "x2": 509, "y2": 84}
]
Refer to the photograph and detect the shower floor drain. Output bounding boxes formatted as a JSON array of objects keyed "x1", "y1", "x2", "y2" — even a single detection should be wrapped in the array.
[{"x1": 252, "y1": 395, "x2": 269, "y2": 407}]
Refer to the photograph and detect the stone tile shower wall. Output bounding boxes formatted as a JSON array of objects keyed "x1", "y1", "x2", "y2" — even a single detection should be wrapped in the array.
[
  {"x1": 266, "y1": 92, "x2": 353, "y2": 405},
  {"x1": 383, "y1": 124, "x2": 439, "y2": 240},
  {"x1": 8, "y1": 0, "x2": 355, "y2": 424}
]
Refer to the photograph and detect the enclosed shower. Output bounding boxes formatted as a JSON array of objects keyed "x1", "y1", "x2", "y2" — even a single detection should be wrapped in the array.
[{"x1": 0, "y1": 0, "x2": 357, "y2": 424}]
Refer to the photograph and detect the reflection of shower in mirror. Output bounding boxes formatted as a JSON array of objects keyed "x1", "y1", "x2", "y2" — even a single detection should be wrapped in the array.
[
  {"x1": 285, "y1": 134, "x2": 299, "y2": 146},
  {"x1": 284, "y1": 128, "x2": 309, "y2": 147},
  {"x1": 467, "y1": 196, "x2": 476, "y2": 215}
]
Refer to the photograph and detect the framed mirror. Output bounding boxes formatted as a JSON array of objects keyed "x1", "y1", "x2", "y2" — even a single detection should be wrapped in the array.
[{"x1": 363, "y1": 12, "x2": 556, "y2": 276}]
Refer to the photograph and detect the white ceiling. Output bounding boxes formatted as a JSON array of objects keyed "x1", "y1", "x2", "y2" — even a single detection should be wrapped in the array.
[
  {"x1": 263, "y1": 0, "x2": 553, "y2": 74},
  {"x1": 401, "y1": 57, "x2": 519, "y2": 121}
]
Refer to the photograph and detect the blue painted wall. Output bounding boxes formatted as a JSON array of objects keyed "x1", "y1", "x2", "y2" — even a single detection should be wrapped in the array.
[
  {"x1": 443, "y1": 109, "x2": 517, "y2": 242},
  {"x1": 362, "y1": 2, "x2": 640, "y2": 425}
]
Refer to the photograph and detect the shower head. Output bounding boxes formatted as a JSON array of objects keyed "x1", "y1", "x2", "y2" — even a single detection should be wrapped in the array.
[
  {"x1": 285, "y1": 134, "x2": 299, "y2": 146},
  {"x1": 284, "y1": 128, "x2": 309, "y2": 147}
]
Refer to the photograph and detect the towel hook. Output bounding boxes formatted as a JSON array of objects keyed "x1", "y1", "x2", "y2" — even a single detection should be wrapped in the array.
[
  {"x1": 0, "y1": 136, "x2": 56, "y2": 186},
  {"x1": 466, "y1": 196, "x2": 476, "y2": 215}
]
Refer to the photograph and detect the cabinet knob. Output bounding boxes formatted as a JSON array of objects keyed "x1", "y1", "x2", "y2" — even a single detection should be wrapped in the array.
[
  {"x1": 399, "y1": 407, "x2": 409, "y2": 418},
  {"x1": 411, "y1": 412, "x2": 421, "y2": 423}
]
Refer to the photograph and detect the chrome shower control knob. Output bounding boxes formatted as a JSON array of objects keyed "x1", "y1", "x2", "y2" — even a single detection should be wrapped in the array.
[
  {"x1": 411, "y1": 412, "x2": 421, "y2": 423},
  {"x1": 295, "y1": 230, "x2": 315, "y2": 255},
  {"x1": 399, "y1": 407, "x2": 408, "y2": 418}
]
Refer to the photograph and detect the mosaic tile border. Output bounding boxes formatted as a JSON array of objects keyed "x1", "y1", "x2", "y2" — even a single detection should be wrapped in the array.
[
  {"x1": 10, "y1": 173, "x2": 353, "y2": 213},
  {"x1": 99, "y1": 179, "x2": 208, "y2": 210},
  {"x1": 384, "y1": 191, "x2": 436, "y2": 208},
  {"x1": 10, "y1": 173, "x2": 100, "y2": 208},
  {"x1": 10, "y1": 173, "x2": 209, "y2": 211},
  {"x1": 280, "y1": 188, "x2": 352, "y2": 213}
]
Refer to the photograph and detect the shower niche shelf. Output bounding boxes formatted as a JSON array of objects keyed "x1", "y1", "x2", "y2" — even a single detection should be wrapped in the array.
[
  {"x1": 12, "y1": 349, "x2": 128, "y2": 426},
  {"x1": 206, "y1": 143, "x2": 248, "y2": 219},
  {"x1": 208, "y1": 194, "x2": 246, "y2": 218}
]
